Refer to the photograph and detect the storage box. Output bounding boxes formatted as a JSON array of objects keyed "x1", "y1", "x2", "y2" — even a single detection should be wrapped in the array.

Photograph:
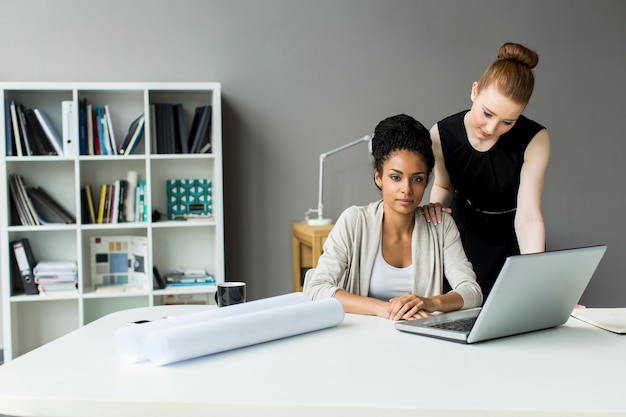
[{"x1": 166, "y1": 179, "x2": 212, "y2": 220}]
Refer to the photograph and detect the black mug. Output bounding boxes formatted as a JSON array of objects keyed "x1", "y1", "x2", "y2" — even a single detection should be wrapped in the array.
[{"x1": 215, "y1": 281, "x2": 246, "y2": 307}]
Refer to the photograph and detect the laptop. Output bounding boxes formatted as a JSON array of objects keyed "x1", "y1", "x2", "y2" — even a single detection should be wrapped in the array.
[{"x1": 395, "y1": 245, "x2": 607, "y2": 343}]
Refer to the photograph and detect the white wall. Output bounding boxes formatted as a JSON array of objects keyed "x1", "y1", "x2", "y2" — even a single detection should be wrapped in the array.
[{"x1": 1, "y1": 0, "x2": 625, "y2": 346}]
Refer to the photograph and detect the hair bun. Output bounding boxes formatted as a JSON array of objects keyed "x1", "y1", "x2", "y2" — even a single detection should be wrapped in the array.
[{"x1": 497, "y1": 42, "x2": 539, "y2": 69}]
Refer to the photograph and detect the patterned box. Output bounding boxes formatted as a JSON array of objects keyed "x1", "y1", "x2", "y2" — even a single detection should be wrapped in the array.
[{"x1": 167, "y1": 179, "x2": 213, "y2": 220}]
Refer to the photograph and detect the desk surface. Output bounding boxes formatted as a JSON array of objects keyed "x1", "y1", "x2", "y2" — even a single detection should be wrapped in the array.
[{"x1": 0, "y1": 304, "x2": 625, "y2": 417}]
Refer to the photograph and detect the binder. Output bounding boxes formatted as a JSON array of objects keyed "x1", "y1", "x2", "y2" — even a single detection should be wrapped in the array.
[
  {"x1": 62, "y1": 100, "x2": 79, "y2": 157},
  {"x1": 10, "y1": 238, "x2": 39, "y2": 295}
]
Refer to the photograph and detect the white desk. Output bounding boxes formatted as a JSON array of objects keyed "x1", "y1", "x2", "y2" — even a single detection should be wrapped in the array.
[{"x1": 0, "y1": 304, "x2": 625, "y2": 417}]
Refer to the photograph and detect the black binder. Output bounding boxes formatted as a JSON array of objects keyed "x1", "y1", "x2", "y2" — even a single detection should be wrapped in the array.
[{"x1": 10, "y1": 238, "x2": 39, "y2": 295}]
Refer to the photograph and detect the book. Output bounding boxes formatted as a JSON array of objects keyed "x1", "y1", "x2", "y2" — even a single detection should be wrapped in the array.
[
  {"x1": 22, "y1": 108, "x2": 51, "y2": 155},
  {"x1": 8, "y1": 175, "x2": 29, "y2": 225},
  {"x1": 154, "y1": 103, "x2": 175, "y2": 154},
  {"x1": 35, "y1": 275, "x2": 78, "y2": 284},
  {"x1": 166, "y1": 279, "x2": 216, "y2": 287},
  {"x1": 62, "y1": 100, "x2": 78, "y2": 157},
  {"x1": 38, "y1": 282, "x2": 78, "y2": 294},
  {"x1": 124, "y1": 171, "x2": 138, "y2": 222},
  {"x1": 9, "y1": 101, "x2": 23, "y2": 156},
  {"x1": 149, "y1": 104, "x2": 157, "y2": 153},
  {"x1": 33, "y1": 108, "x2": 63, "y2": 155},
  {"x1": 26, "y1": 186, "x2": 76, "y2": 224},
  {"x1": 103, "y1": 184, "x2": 113, "y2": 223},
  {"x1": 8, "y1": 174, "x2": 32, "y2": 225},
  {"x1": 97, "y1": 184, "x2": 107, "y2": 224},
  {"x1": 119, "y1": 113, "x2": 145, "y2": 155},
  {"x1": 10, "y1": 238, "x2": 39, "y2": 295},
  {"x1": 188, "y1": 105, "x2": 211, "y2": 153},
  {"x1": 571, "y1": 308, "x2": 626, "y2": 334},
  {"x1": 90, "y1": 235, "x2": 148, "y2": 291},
  {"x1": 78, "y1": 98, "x2": 87, "y2": 155},
  {"x1": 5, "y1": 98, "x2": 14, "y2": 156},
  {"x1": 105, "y1": 105, "x2": 117, "y2": 155},
  {"x1": 117, "y1": 180, "x2": 128, "y2": 222},
  {"x1": 86, "y1": 103, "x2": 95, "y2": 155},
  {"x1": 23, "y1": 109, "x2": 58, "y2": 155},
  {"x1": 173, "y1": 103, "x2": 188, "y2": 153},
  {"x1": 84, "y1": 184, "x2": 96, "y2": 224},
  {"x1": 18, "y1": 105, "x2": 35, "y2": 156},
  {"x1": 165, "y1": 268, "x2": 215, "y2": 287},
  {"x1": 34, "y1": 260, "x2": 78, "y2": 275},
  {"x1": 91, "y1": 107, "x2": 101, "y2": 155},
  {"x1": 17, "y1": 175, "x2": 41, "y2": 225},
  {"x1": 125, "y1": 116, "x2": 145, "y2": 155},
  {"x1": 153, "y1": 266, "x2": 166, "y2": 290},
  {"x1": 135, "y1": 180, "x2": 146, "y2": 222},
  {"x1": 9, "y1": 174, "x2": 41, "y2": 226},
  {"x1": 109, "y1": 180, "x2": 120, "y2": 224},
  {"x1": 96, "y1": 105, "x2": 109, "y2": 155}
]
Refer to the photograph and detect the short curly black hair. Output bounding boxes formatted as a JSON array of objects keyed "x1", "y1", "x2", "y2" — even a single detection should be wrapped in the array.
[{"x1": 371, "y1": 114, "x2": 434, "y2": 178}]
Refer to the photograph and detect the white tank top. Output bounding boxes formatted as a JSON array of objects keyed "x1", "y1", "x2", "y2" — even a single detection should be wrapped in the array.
[{"x1": 368, "y1": 245, "x2": 413, "y2": 301}]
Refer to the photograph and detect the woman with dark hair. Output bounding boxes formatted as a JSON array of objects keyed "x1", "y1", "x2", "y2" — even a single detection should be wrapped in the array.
[
  {"x1": 422, "y1": 42, "x2": 550, "y2": 299},
  {"x1": 304, "y1": 114, "x2": 482, "y2": 321}
]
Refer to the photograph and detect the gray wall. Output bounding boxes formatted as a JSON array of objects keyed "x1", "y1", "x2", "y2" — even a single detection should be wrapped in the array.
[{"x1": 1, "y1": 0, "x2": 625, "y2": 346}]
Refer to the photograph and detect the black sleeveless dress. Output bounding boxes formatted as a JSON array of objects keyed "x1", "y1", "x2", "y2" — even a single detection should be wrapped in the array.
[{"x1": 438, "y1": 110, "x2": 545, "y2": 298}]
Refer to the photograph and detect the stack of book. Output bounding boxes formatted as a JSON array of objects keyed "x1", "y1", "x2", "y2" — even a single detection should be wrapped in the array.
[
  {"x1": 164, "y1": 268, "x2": 215, "y2": 288},
  {"x1": 34, "y1": 261, "x2": 78, "y2": 296},
  {"x1": 77, "y1": 99, "x2": 145, "y2": 156},
  {"x1": 82, "y1": 171, "x2": 148, "y2": 224},
  {"x1": 152, "y1": 103, "x2": 211, "y2": 154},
  {"x1": 8, "y1": 173, "x2": 76, "y2": 226},
  {"x1": 5, "y1": 99, "x2": 65, "y2": 157}
]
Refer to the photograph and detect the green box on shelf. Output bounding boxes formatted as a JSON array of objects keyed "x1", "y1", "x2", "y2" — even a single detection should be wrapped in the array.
[{"x1": 167, "y1": 179, "x2": 213, "y2": 220}]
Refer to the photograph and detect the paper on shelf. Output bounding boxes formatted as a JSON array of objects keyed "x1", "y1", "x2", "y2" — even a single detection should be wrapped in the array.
[
  {"x1": 114, "y1": 292, "x2": 311, "y2": 363},
  {"x1": 145, "y1": 298, "x2": 344, "y2": 366}
]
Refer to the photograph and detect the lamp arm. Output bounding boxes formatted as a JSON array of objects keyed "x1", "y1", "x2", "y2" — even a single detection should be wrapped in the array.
[
  {"x1": 321, "y1": 135, "x2": 372, "y2": 158},
  {"x1": 313, "y1": 135, "x2": 371, "y2": 222}
]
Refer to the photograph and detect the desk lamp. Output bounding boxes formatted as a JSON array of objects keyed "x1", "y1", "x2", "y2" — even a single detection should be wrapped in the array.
[{"x1": 305, "y1": 135, "x2": 372, "y2": 226}]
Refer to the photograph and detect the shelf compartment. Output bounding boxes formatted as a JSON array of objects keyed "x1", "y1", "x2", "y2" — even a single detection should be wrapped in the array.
[
  {"x1": 6, "y1": 159, "x2": 77, "y2": 227},
  {"x1": 76, "y1": 90, "x2": 146, "y2": 156},
  {"x1": 10, "y1": 299, "x2": 79, "y2": 358},
  {"x1": 152, "y1": 226, "x2": 219, "y2": 281}
]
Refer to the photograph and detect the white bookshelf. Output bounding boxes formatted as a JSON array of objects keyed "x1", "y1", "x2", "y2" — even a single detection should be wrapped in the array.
[{"x1": 0, "y1": 82, "x2": 224, "y2": 361}]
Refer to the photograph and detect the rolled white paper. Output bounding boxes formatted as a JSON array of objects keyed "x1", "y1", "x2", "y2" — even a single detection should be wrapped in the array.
[
  {"x1": 114, "y1": 292, "x2": 311, "y2": 363},
  {"x1": 145, "y1": 298, "x2": 344, "y2": 366}
]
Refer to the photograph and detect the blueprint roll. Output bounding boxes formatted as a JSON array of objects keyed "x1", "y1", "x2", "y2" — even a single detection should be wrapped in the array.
[
  {"x1": 114, "y1": 292, "x2": 310, "y2": 363},
  {"x1": 145, "y1": 298, "x2": 345, "y2": 366}
]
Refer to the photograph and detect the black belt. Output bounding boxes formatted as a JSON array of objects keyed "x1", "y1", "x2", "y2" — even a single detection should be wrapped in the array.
[{"x1": 465, "y1": 198, "x2": 516, "y2": 215}]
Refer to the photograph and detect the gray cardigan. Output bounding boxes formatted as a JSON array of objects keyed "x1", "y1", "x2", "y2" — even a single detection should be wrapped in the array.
[{"x1": 303, "y1": 200, "x2": 483, "y2": 309}]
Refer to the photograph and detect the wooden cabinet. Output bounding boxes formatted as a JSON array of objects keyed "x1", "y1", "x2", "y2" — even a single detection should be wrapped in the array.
[{"x1": 291, "y1": 222, "x2": 334, "y2": 292}]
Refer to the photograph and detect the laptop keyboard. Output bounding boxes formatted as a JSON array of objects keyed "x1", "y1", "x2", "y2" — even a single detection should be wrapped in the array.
[{"x1": 427, "y1": 317, "x2": 477, "y2": 332}]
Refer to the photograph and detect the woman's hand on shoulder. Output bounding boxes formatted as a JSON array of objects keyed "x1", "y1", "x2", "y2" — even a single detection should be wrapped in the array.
[
  {"x1": 419, "y1": 202, "x2": 452, "y2": 225},
  {"x1": 387, "y1": 293, "x2": 434, "y2": 321}
]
